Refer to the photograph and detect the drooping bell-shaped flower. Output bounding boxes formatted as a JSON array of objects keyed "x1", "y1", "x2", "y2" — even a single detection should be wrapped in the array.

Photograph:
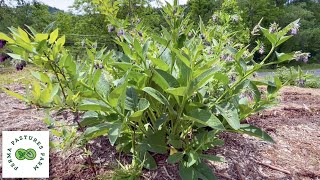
[
  {"x1": 291, "y1": 22, "x2": 300, "y2": 35},
  {"x1": 117, "y1": 29, "x2": 125, "y2": 36}
]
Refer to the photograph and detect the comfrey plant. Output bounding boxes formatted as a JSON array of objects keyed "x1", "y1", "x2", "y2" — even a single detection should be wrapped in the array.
[{"x1": 0, "y1": 2, "x2": 304, "y2": 179}]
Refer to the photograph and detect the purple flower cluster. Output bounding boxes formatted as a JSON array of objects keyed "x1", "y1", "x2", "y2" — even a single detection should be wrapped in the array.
[
  {"x1": 200, "y1": 34, "x2": 205, "y2": 40},
  {"x1": 231, "y1": 15, "x2": 239, "y2": 23},
  {"x1": 94, "y1": 62, "x2": 104, "y2": 70},
  {"x1": 269, "y1": 22, "x2": 279, "y2": 34},
  {"x1": 259, "y1": 43, "x2": 265, "y2": 54},
  {"x1": 108, "y1": 25, "x2": 115, "y2": 33},
  {"x1": 297, "y1": 79, "x2": 305, "y2": 87},
  {"x1": 294, "y1": 51, "x2": 310, "y2": 63},
  {"x1": 291, "y1": 22, "x2": 300, "y2": 35},
  {"x1": 230, "y1": 74, "x2": 236, "y2": 82},
  {"x1": 0, "y1": 54, "x2": 9, "y2": 62},
  {"x1": 251, "y1": 25, "x2": 260, "y2": 36},
  {"x1": 212, "y1": 14, "x2": 218, "y2": 23},
  {"x1": 16, "y1": 60, "x2": 26, "y2": 71},
  {"x1": 0, "y1": 40, "x2": 7, "y2": 49},
  {"x1": 221, "y1": 54, "x2": 234, "y2": 62}
]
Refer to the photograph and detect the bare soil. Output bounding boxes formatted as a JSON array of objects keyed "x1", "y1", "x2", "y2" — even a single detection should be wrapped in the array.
[{"x1": 0, "y1": 85, "x2": 319, "y2": 180}]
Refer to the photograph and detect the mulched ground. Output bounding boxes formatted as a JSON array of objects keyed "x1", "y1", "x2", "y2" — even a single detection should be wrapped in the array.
[{"x1": 0, "y1": 84, "x2": 319, "y2": 179}]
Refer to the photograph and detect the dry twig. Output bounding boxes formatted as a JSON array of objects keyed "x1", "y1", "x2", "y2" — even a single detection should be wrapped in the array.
[
  {"x1": 162, "y1": 166, "x2": 174, "y2": 180},
  {"x1": 255, "y1": 160, "x2": 291, "y2": 174}
]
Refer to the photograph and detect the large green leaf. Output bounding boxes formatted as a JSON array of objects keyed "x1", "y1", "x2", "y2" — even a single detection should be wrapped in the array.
[
  {"x1": 192, "y1": 68, "x2": 218, "y2": 93},
  {"x1": 108, "y1": 81, "x2": 127, "y2": 108},
  {"x1": 141, "y1": 129, "x2": 167, "y2": 154},
  {"x1": 234, "y1": 124, "x2": 275, "y2": 143},
  {"x1": 179, "y1": 163, "x2": 196, "y2": 180},
  {"x1": 184, "y1": 109, "x2": 225, "y2": 130},
  {"x1": 83, "y1": 123, "x2": 109, "y2": 140},
  {"x1": 216, "y1": 103, "x2": 240, "y2": 130},
  {"x1": 78, "y1": 100, "x2": 111, "y2": 112},
  {"x1": 142, "y1": 87, "x2": 170, "y2": 106},
  {"x1": 80, "y1": 111, "x2": 99, "y2": 127},
  {"x1": 172, "y1": 48, "x2": 190, "y2": 67},
  {"x1": 95, "y1": 72, "x2": 110, "y2": 98},
  {"x1": 125, "y1": 87, "x2": 139, "y2": 111},
  {"x1": 152, "y1": 69, "x2": 179, "y2": 90},
  {"x1": 261, "y1": 27, "x2": 277, "y2": 46},
  {"x1": 199, "y1": 154, "x2": 224, "y2": 162},
  {"x1": 141, "y1": 151, "x2": 157, "y2": 170},
  {"x1": 276, "y1": 52, "x2": 294, "y2": 63},
  {"x1": 31, "y1": 71, "x2": 51, "y2": 84},
  {"x1": 193, "y1": 163, "x2": 217, "y2": 180},
  {"x1": 165, "y1": 87, "x2": 187, "y2": 96},
  {"x1": 129, "y1": 98, "x2": 150, "y2": 122},
  {"x1": 186, "y1": 151, "x2": 198, "y2": 167}
]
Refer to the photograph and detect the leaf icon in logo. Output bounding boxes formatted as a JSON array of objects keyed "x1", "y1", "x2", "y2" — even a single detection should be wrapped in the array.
[
  {"x1": 15, "y1": 148, "x2": 26, "y2": 160},
  {"x1": 25, "y1": 148, "x2": 36, "y2": 160},
  {"x1": 15, "y1": 148, "x2": 36, "y2": 160}
]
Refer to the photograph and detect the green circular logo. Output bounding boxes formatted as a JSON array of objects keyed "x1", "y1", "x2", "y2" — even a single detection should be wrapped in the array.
[{"x1": 15, "y1": 148, "x2": 37, "y2": 160}]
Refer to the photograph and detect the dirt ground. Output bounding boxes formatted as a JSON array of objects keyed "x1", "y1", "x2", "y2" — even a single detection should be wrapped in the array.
[{"x1": 0, "y1": 84, "x2": 319, "y2": 180}]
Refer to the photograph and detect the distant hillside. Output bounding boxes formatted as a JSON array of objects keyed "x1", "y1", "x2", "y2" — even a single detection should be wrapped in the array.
[{"x1": 48, "y1": 6, "x2": 63, "y2": 13}]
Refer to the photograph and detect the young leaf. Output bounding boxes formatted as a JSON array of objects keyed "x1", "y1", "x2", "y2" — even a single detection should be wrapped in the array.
[
  {"x1": 49, "y1": 29, "x2": 59, "y2": 44},
  {"x1": 1, "y1": 88, "x2": 26, "y2": 101},
  {"x1": 260, "y1": 27, "x2": 277, "y2": 46},
  {"x1": 184, "y1": 109, "x2": 225, "y2": 130}
]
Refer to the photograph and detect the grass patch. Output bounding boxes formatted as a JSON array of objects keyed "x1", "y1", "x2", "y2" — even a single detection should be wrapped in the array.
[{"x1": 0, "y1": 66, "x2": 37, "y2": 86}]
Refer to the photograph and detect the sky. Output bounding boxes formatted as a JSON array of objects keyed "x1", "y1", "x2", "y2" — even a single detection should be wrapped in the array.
[
  {"x1": 37, "y1": 0, "x2": 75, "y2": 11},
  {"x1": 37, "y1": 0, "x2": 187, "y2": 11}
]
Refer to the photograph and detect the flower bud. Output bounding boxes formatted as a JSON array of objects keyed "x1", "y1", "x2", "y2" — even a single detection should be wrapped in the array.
[
  {"x1": 0, "y1": 40, "x2": 7, "y2": 49},
  {"x1": 231, "y1": 15, "x2": 239, "y2": 23},
  {"x1": 259, "y1": 43, "x2": 265, "y2": 54},
  {"x1": 108, "y1": 25, "x2": 115, "y2": 33}
]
